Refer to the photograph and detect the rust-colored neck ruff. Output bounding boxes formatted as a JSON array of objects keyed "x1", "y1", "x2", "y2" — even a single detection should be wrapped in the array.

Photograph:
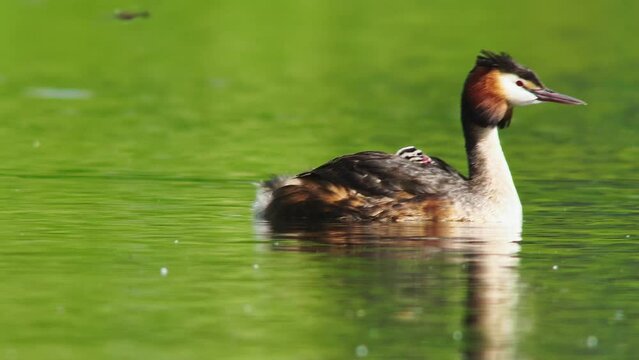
[{"x1": 461, "y1": 67, "x2": 512, "y2": 129}]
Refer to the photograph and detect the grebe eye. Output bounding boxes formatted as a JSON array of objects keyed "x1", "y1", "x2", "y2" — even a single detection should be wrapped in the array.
[{"x1": 516, "y1": 80, "x2": 524, "y2": 87}]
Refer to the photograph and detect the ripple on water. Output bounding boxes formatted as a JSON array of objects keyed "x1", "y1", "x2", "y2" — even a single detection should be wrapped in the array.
[{"x1": 24, "y1": 87, "x2": 94, "y2": 100}]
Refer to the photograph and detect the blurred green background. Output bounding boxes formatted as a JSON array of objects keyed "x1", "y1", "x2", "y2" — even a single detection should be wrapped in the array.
[{"x1": 0, "y1": 1, "x2": 637, "y2": 359}]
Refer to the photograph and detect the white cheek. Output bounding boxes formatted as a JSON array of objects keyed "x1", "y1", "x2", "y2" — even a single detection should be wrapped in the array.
[{"x1": 498, "y1": 74, "x2": 540, "y2": 106}]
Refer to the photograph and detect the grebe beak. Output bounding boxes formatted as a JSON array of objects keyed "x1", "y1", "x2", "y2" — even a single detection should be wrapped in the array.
[{"x1": 531, "y1": 88, "x2": 587, "y2": 105}]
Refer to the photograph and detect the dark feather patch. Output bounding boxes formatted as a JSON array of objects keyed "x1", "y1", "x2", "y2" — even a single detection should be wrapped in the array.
[
  {"x1": 301, "y1": 151, "x2": 466, "y2": 197},
  {"x1": 476, "y1": 50, "x2": 519, "y2": 72},
  {"x1": 498, "y1": 107, "x2": 513, "y2": 129}
]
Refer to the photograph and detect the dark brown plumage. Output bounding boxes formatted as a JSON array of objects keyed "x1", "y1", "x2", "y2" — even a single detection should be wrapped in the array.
[{"x1": 261, "y1": 152, "x2": 465, "y2": 225}]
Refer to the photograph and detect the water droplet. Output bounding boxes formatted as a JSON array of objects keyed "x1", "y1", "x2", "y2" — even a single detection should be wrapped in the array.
[
  {"x1": 243, "y1": 304, "x2": 253, "y2": 314},
  {"x1": 355, "y1": 345, "x2": 368, "y2": 357},
  {"x1": 552, "y1": 265, "x2": 558, "y2": 270},
  {"x1": 614, "y1": 310, "x2": 624, "y2": 321},
  {"x1": 160, "y1": 267, "x2": 168, "y2": 276},
  {"x1": 453, "y1": 331, "x2": 463, "y2": 341},
  {"x1": 33, "y1": 140, "x2": 40, "y2": 148},
  {"x1": 586, "y1": 335, "x2": 598, "y2": 348},
  {"x1": 356, "y1": 309, "x2": 366, "y2": 318},
  {"x1": 625, "y1": 234, "x2": 631, "y2": 238},
  {"x1": 173, "y1": 239, "x2": 179, "y2": 244},
  {"x1": 253, "y1": 264, "x2": 260, "y2": 270}
]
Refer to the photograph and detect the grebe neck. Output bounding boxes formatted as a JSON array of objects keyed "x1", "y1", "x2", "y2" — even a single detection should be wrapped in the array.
[
  {"x1": 461, "y1": 96, "x2": 521, "y2": 222},
  {"x1": 463, "y1": 123, "x2": 513, "y2": 187}
]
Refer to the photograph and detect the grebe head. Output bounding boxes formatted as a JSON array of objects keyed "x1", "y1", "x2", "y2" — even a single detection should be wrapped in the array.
[{"x1": 463, "y1": 50, "x2": 586, "y2": 128}]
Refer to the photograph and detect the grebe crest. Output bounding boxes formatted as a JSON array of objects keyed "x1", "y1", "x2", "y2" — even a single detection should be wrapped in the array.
[{"x1": 255, "y1": 50, "x2": 586, "y2": 226}]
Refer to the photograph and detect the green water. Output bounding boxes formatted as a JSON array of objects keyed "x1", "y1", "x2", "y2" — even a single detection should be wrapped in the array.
[{"x1": 0, "y1": 1, "x2": 637, "y2": 359}]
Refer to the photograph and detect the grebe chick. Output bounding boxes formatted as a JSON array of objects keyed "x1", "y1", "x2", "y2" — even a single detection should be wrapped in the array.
[
  {"x1": 254, "y1": 51, "x2": 586, "y2": 226},
  {"x1": 396, "y1": 146, "x2": 432, "y2": 165}
]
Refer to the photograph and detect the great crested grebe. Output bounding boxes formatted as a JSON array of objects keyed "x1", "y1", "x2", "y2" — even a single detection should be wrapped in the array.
[{"x1": 254, "y1": 51, "x2": 585, "y2": 226}]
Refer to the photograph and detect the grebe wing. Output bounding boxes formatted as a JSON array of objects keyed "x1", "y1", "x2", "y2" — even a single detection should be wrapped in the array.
[{"x1": 298, "y1": 151, "x2": 466, "y2": 197}]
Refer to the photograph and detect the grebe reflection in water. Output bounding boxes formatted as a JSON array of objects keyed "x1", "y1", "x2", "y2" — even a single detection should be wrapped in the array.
[{"x1": 255, "y1": 221, "x2": 523, "y2": 360}]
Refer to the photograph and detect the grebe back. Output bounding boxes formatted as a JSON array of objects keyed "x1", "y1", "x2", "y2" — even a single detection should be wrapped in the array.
[{"x1": 254, "y1": 51, "x2": 585, "y2": 226}]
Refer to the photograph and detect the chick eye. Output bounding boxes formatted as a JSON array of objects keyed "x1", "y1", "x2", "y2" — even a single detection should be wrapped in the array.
[{"x1": 516, "y1": 80, "x2": 524, "y2": 87}]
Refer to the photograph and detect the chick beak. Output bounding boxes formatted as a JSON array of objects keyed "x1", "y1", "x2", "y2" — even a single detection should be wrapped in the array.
[{"x1": 531, "y1": 88, "x2": 587, "y2": 105}]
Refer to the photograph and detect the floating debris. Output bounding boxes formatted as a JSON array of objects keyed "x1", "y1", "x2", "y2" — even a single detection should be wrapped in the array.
[
  {"x1": 25, "y1": 87, "x2": 93, "y2": 100},
  {"x1": 393, "y1": 307, "x2": 423, "y2": 321},
  {"x1": 160, "y1": 267, "x2": 169, "y2": 277},
  {"x1": 114, "y1": 10, "x2": 150, "y2": 21}
]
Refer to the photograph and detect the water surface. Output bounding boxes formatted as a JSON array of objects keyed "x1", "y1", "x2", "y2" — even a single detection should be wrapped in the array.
[{"x1": 0, "y1": 1, "x2": 637, "y2": 359}]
